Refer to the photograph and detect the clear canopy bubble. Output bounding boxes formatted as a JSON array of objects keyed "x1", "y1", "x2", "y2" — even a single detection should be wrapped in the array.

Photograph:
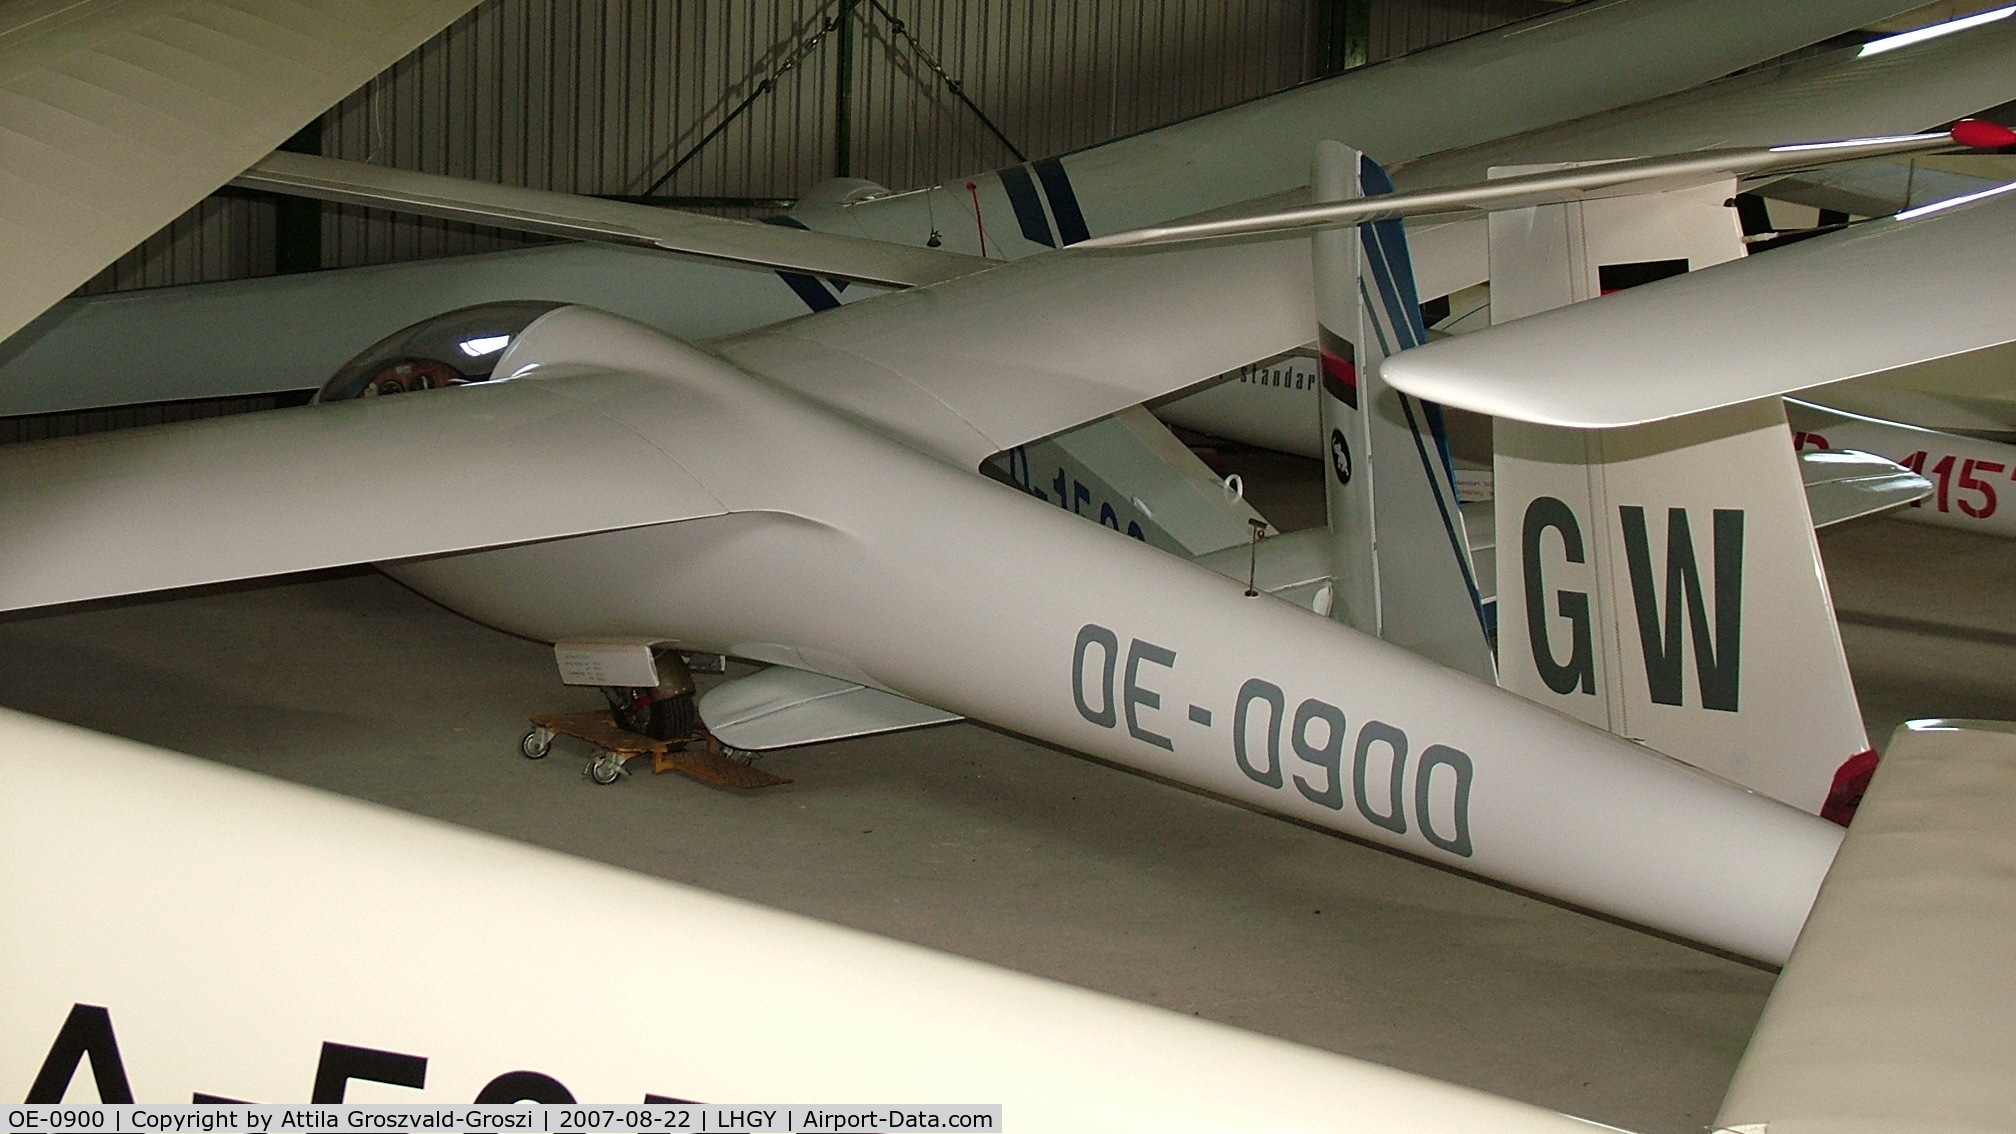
[{"x1": 317, "y1": 301, "x2": 567, "y2": 402}]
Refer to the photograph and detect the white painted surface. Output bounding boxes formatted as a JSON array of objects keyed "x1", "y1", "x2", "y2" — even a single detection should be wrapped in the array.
[
  {"x1": 1718, "y1": 720, "x2": 2016, "y2": 1132},
  {"x1": 997, "y1": 406, "x2": 1268, "y2": 557},
  {"x1": 699, "y1": 667, "x2": 960, "y2": 751},
  {"x1": 1789, "y1": 400, "x2": 2016, "y2": 539},
  {"x1": 0, "y1": 706, "x2": 1610, "y2": 1129},
  {"x1": 1313, "y1": 143, "x2": 1493, "y2": 681},
  {"x1": 1793, "y1": 448, "x2": 1931, "y2": 527},
  {"x1": 553, "y1": 642, "x2": 660, "y2": 688},
  {"x1": 1485, "y1": 185, "x2": 1867, "y2": 816},
  {"x1": 800, "y1": 0, "x2": 1939, "y2": 258},
  {"x1": 0, "y1": 0, "x2": 482, "y2": 344},
  {"x1": 382, "y1": 309, "x2": 1841, "y2": 963},
  {"x1": 234, "y1": 152, "x2": 989, "y2": 287},
  {"x1": 1080, "y1": 132, "x2": 1952, "y2": 251},
  {"x1": 1388, "y1": 189, "x2": 2016, "y2": 429},
  {"x1": 1493, "y1": 405, "x2": 1871, "y2": 816},
  {"x1": 0, "y1": 361, "x2": 727, "y2": 614}
]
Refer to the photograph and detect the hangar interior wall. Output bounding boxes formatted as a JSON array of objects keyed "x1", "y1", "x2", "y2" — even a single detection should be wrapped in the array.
[{"x1": 76, "y1": 0, "x2": 1554, "y2": 296}]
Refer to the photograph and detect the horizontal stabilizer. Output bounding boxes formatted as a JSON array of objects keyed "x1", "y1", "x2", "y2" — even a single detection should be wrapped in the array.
[
  {"x1": 1456, "y1": 452, "x2": 1916, "y2": 581},
  {"x1": 1190, "y1": 527, "x2": 1335, "y2": 613},
  {"x1": 235, "y1": 152, "x2": 990, "y2": 288},
  {"x1": 992, "y1": 406, "x2": 1270, "y2": 557},
  {"x1": 1798, "y1": 448, "x2": 1932, "y2": 527},
  {"x1": 699, "y1": 666, "x2": 960, "y2": 751},
  {"x1": 1382, "y1": 186, "x2": 2016, "y2": 427},
  {"x1": 0, "y1": 372, "x2": 725, "y2": 614},
  {"x1": 1718, "y1": 720, "x2": 2016, "y2": 1132}
]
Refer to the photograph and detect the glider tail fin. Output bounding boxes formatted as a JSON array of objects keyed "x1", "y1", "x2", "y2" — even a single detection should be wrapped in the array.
[
  {"x1": 1486, "y1": 173, "x2": 1873, "y2": 820},
  {"x1": 1312, "y1": 141, "x2": 1494, "y2": 682}
]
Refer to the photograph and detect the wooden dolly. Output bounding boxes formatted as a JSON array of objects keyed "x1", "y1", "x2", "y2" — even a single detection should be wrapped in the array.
[{"x1": 519, "y1": 711, "x2": 790, "y2": 789}]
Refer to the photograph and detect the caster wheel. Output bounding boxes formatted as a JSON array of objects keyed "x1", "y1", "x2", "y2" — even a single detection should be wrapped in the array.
[
  {"x1": 587, "y1": 751, "x2": 626, "y2": 785},
  {"x1": 519, "y1": 729, "x2": 552, "y2": 760}
]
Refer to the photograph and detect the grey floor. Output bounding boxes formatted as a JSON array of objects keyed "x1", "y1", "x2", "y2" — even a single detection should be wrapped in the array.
[{"x1": 2, "y1": 451, "x2": 2009, "y2": 1134}]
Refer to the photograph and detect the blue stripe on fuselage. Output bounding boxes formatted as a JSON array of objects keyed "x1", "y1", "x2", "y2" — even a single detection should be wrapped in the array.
[
  {"x1": 1033, "y1": 158, "x2": 1091, "y2": 245},
  {"x1": 998, "y1": 165, "x2": 1056, "y2": 248},
  {"x1": 762, "y1": 215, "x2": 845, "y2": 312}
]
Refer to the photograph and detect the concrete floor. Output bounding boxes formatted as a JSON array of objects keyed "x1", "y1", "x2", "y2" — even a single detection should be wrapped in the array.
[{"x1": 2, "y1": 451, "x2": 2008, "y2": 1133}]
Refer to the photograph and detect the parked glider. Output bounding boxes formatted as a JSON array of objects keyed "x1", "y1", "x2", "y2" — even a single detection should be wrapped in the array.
[{"x1": 0, "y1": 140, "x2": 1888, "y2": 963}]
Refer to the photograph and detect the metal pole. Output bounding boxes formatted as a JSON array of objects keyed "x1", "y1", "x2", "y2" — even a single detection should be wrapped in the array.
[
  {"x1": 1315, "y1": 0, "x2": 1370, "y2": 76},
  {"x1": 834, "y1": 0, "x2": 856, "y2": 178},
  {"x1": 274, "y1": 120, "x2": 323, "y2": 274}
]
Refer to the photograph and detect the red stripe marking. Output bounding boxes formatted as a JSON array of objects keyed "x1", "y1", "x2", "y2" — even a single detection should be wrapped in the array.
[{"x1": 1321, "y1": 350, "x2": 1359, "y2": 409}]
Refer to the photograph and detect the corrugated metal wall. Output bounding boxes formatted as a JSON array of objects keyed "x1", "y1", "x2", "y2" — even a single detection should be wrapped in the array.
[
  {"x1": 1368, "y1": 0, "x2": 1558, "y2": 62},
  {"x1": 76, "y1": 0, "x2": 1553, "y2": 294}
]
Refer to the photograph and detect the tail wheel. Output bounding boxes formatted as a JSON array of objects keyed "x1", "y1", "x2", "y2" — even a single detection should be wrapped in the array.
[
  {"x1": 601, "y1": 651, "x2": 702, "y2": 741},
  {"x1": 602, "y1": 686, "x2": 655, "y2": 735}
]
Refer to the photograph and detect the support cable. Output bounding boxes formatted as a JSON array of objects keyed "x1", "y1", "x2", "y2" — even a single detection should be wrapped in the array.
[
  {"x1": 640, "y1": 13, "x2": 844, "y2": 198},
  {"x1": 863, "y1": 0, "x2": 1027, "y2": 164},
  {"x1": 637, "y1": 0, "x2": 1027, "y2": 202}
]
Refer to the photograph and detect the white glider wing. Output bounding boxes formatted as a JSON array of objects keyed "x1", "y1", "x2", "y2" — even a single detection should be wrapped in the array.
[
  {"x1": 712, "y1": 235, "x2": 1321, "y2": 468},
  {"x1": 232, "y1": 152, "x2": 992, "y2": 287},
  {"x1": 0, "y1": 0, "x2": 483, "y2": 344},
  {"x1": 0, "y1": 706, "x2": 1608, "y2": 1126},
  {"x1": 1394, "y1": 12, "x2": 2016, "y2": 190},
  {"x1": 1718, "y1": 720, "x2": 2016, "y2": 1132},
  {"x1": 1381, "y1": 188, "x2": 2016, "y2": 428},
  {"x1": 1076, "y1": 130, "x2": 1966, "y2": 250},
  {"x1": 0, "y1": 372, "x2": 725, "y2": 613},
  {"x1": 725, "y1": 16, "x2": 2016, "y2": 469}
]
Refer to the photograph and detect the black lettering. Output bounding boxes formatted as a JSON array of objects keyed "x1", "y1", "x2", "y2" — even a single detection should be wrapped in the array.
[
  {"x1": 1522, "y1": 497, "x2": 1595, "y2": 696},
  {"x1": 476, "y1": 1071, "x2": 575, "y2": 1103},
  {"x1": 1290, "y1": 699, "x2": 1346, "y2": 810},
  {"x1": 1122, "y1": 638, "x2": 1177, "y2": 751},
  {"x1": 1352, "y1": 721, "x2": 1408, "y2": 834},
  {"x1": 1233, "y1": 679, "x2": 1285, "y2": 788},
  {"x1": 1072, "y1": 624, "x2": 1118, "y2": 728},
  {"x1": 26, "y1": 1004, "x2": 132, "y2": 1103},
  {"x1": 1620, "y1": 506, "x2": 1743, "y2": 711},
  {"x1": 1415, "y1": 745, "x2": 1475, "y2": 857},
  {"x1": 312, "y1": 1042, "x2": 426, "y2": 1102}
]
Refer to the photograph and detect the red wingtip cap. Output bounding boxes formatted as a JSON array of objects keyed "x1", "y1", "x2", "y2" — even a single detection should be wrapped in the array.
[
  {"x1": 1952, "y1": 118, "x2": 2016, "y2": 150},
  {"x1": 1820, "y1": 748, "x2": 1881, "y2": 827}
]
